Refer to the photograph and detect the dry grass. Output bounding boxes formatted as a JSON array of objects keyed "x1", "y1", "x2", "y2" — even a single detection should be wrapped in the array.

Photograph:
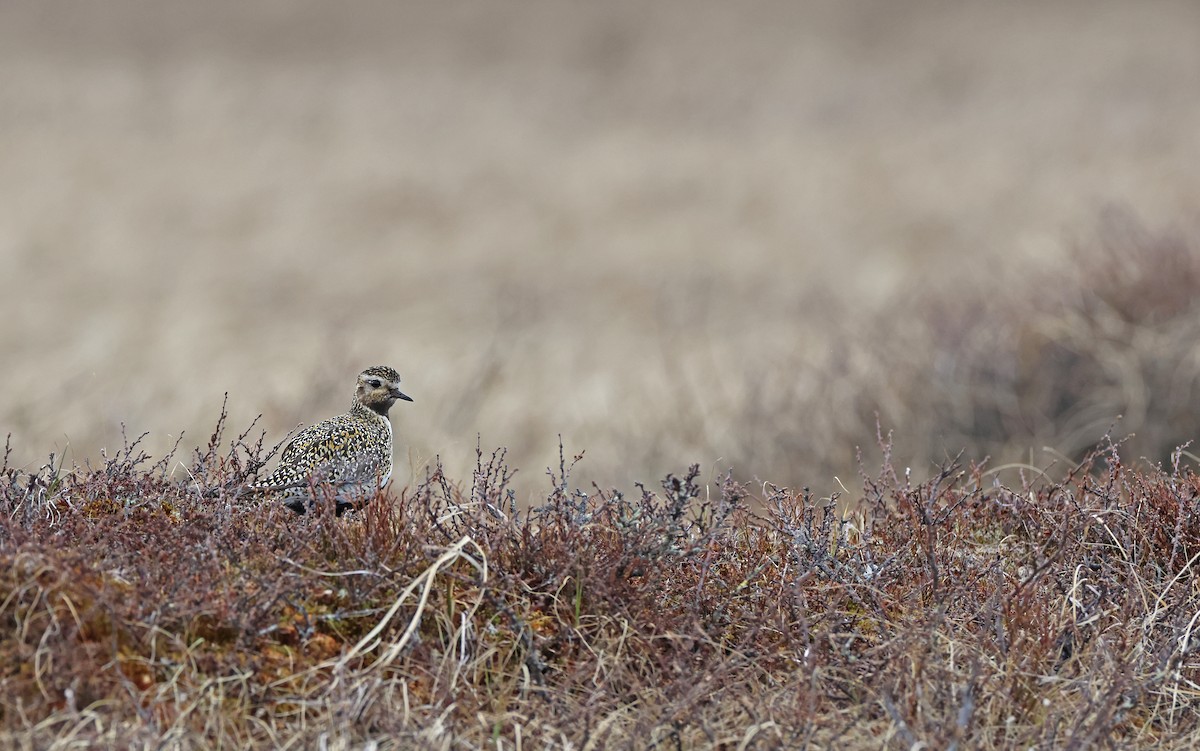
[
  {"x1": 772, "y1": 209, "x2": 1200, "y2": 486},
  {"x1": 3, "y1": 418, "x2": 1200, "y2": 749},
  {"x1": 3, "y1": 1, "x2": 1200, "y2": 497}
]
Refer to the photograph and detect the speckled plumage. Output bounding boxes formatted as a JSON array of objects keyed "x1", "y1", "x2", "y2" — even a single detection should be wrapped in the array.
[{"x1": 253, "y1": 366, "x2": 412, "y2": 499}]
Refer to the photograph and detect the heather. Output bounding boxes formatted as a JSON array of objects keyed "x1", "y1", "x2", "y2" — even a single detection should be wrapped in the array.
[{"x1": 3, "y1": 422, "x2": 1200, "y2": 748}]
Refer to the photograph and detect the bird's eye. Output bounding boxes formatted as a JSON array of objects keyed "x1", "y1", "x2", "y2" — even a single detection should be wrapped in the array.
[{"x1": 367, "y1": 379, "x2": 382, "y2": 388}]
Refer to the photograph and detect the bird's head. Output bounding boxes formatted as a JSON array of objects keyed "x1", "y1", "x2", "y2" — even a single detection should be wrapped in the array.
[{"x1": 355, "y1": 365, "x2": 413, "y2": 415}]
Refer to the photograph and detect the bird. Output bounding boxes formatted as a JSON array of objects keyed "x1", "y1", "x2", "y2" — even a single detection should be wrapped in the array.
[{"x1": 252, "y1": 365, "x2": 413, "y2": 513}]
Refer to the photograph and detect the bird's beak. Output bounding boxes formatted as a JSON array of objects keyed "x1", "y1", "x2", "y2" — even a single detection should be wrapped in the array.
[{"x1": 391, "y1": 387, "x2": 413, "y2": 402}]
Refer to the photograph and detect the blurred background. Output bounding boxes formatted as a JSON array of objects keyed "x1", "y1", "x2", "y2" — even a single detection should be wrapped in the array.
[{"x1": 2, "y1": 0, "x2": 1199, "y2": 500}]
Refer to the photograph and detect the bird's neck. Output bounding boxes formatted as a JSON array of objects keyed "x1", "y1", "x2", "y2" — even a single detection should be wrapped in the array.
[{"x1": 351, "y1": 401, "x2": 391, "y2": 419}]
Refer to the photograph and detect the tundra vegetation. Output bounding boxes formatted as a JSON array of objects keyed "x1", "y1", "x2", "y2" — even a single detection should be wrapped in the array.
[{"x1": 4, "y1": 220, "x2": 1200, "y2": 749}]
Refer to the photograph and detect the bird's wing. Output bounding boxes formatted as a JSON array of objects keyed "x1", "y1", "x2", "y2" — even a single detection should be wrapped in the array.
[{"x1": 258, "y1": 419, "x2": 385, "y2": 489}]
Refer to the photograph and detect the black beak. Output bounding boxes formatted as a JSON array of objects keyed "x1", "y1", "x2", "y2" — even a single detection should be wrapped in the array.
[{"x1": 391, "y1": 387, "x2": 413, "y2": 402}]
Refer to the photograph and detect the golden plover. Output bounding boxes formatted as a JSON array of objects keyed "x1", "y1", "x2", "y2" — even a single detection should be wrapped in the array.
[{"x1": 253, "y1": 365, "x2": 412, "y2": 513}]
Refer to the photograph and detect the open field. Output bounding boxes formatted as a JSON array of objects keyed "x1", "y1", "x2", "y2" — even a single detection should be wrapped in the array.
[
  {"x1": 4, "y1": 3, "x2": 1200, "y2": 748},
  {"x1": 2, "y1": 0, "x2": 1200, "y2": 498}
]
